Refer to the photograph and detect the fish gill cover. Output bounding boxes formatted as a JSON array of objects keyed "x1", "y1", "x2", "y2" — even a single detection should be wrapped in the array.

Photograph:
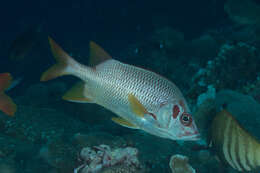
[{"x1": 1, "y1": 0, "x2": 260, "y2": 173}]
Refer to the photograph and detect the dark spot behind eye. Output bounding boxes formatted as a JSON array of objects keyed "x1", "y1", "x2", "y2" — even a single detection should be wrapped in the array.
[{"x1": 172, "y1": 105, "x2": 180, "y2": 119}]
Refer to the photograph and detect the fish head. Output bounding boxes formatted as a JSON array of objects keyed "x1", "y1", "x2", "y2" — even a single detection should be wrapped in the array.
[{"x1": 143, "y1": 101, "x2": 200, "y2": 141}]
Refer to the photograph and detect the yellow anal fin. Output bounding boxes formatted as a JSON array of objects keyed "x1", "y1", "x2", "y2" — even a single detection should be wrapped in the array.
[
  {"x1": 128, "y1": 93, "x2": 148, "y2": 118},
  {"x1": 111, "y1": 117, "x2": 139, "y2": 129},
  {"x1": 62, "y1": 81, "x2": 93, "y2": 103}
]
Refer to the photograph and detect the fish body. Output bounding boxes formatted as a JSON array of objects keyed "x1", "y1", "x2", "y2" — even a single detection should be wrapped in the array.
[
  {"x1": 0, "y1": 73, "x2": 17, "y2": 116},
  {"x1": 41, "y1": 37, "x2": 200, "y2": 141},
  {"x1": 210, "y1": 109, "x2": 260, "y2": 172}
]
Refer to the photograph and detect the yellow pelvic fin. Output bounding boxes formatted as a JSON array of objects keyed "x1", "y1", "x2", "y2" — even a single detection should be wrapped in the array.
[
  {"x1": 89, "y1": 41, "x2": 112, "y2": 67},
  {"x1": 128, "y1": 93, "x2": 148, "y2": 118},
  {"x1": 62, "y1": 81, "x2": 93, "y2": 103},
  {"x1": 41, "y1": 37, "x2": 72, "y2": 81},
  {"x1": 111, "y1": 117, "x2": 139, "y2": 129}
]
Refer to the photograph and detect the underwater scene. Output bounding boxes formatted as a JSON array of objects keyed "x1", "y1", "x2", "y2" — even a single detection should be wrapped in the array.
[{"x1": 1, "y1": 0, "x2": 260, "y2": 172}]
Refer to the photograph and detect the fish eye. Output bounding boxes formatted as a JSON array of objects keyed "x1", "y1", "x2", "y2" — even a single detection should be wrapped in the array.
[{"x1": 180, "y1": 113, "x2": 192, "y2": 126}]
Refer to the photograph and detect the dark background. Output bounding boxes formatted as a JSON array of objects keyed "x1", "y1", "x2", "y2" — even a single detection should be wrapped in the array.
[
  {"x1": 0, "y1": 0, "x2": 227, "y2": 81},
  {"x1": 0, "y1": 0, "x2": 227, "y2": 45}
]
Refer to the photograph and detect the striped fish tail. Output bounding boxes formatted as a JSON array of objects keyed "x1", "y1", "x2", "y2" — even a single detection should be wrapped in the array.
[{"x1": 220, "y1": 110, "x2": 260, "y2": 172}]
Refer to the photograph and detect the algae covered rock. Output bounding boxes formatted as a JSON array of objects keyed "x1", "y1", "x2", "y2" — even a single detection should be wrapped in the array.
[
  {"x1": 225, "y1": 0, "x2": 260, "y2": 25},
  {"x1": 215, "y1": 90, "x2": 260, "y2": 138}
]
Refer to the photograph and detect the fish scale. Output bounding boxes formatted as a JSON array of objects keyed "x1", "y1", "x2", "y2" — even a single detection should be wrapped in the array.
[
  {"x1": 92, "y1": 59, "x2": 184, "y2": 115},
  {"x1": 41, "y1": 37, "x2": 200, "y2": 141}
]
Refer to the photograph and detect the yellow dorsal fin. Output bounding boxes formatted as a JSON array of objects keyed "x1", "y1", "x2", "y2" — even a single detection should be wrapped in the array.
[
  {"x1": 128, "y1": 93, "x2": 148, "y2": 118},
  {"x1": 62, "y1": 81, "x2": 93, "y2": 103},
  {"x1": 89, "y1": 41, "x2": 112, "y2": 67},
  {"x1": 111, "y1": 117, "x2": 139, "y2": 129}
]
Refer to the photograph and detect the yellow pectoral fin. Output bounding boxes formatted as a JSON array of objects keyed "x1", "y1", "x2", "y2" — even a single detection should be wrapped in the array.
[
  {"x1": 62, "y1": 81, "x2": 94, "y2": 103},
  {"x1": 128, "y1": 93, "x2": 148, "y2": 118},
  {"x1": 111, "y1": 117, "x2": 139, "y2": 129}
]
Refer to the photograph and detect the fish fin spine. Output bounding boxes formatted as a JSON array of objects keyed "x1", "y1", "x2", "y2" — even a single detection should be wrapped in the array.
[
  {"x1": 62, "y1": 81, "x2": 94, "y2": 103},
  {"x1": 41, "y1": 37, "x2": 79, "y2": 81},
  {"x1": 89, "y1": 41, "x2": 112, "y2": 67},
  {"x1": 128, "y1": 93, "x2": 148, "y2": 118},
  {"x1": 111, "y1": 117, "x2": 139, "y2": 129}
]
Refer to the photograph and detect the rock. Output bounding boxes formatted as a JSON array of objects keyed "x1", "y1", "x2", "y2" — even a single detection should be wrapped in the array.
[
  {"x1": 215, "y1": 90, "x2": 260, "y2": 138},
  {"x1": 169, "y1": 154, "x2": 196, "y2": 173}
]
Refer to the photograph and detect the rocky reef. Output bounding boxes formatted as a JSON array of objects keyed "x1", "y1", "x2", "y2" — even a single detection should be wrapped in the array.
[
  {"x1": 74, "y1": 144, "x2": 144, "y2": 173},
  {"x1": 2, "y1": 0, "x2": 260, "y2": 172}
]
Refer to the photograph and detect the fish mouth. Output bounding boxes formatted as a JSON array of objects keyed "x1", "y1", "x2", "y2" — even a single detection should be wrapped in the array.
[
  {"x1": 186, "y1": 133, "x2": 201, "y2": 141},
  {"x1": 157, "y1": 128, "x2": 201, "y2": 141},
  {"x1": 180, "y1": 132, "x2": 201, "y2": 141}
]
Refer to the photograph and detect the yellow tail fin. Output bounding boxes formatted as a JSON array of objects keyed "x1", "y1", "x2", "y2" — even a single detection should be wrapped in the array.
[{"x1": 41, "y1": 37, "x2": 74, "y2": 81}]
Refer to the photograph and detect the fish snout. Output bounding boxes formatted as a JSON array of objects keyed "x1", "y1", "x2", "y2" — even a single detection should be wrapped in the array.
[
  {"x1": 181, "y1": 129, "x2": 201, "y2": 141},
  {"x1": 189, "y1": 132, "x2": 201, "y2": 141}
]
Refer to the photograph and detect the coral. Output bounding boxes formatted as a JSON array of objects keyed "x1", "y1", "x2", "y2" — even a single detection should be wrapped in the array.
[
  {"x1": 193, "y1": 98, "x2": 216, "y2": 141},
  {"x1": 197, "y1": 150, "x2": 211, "y2": 164},
  {"x1": 38, "y1": 138, "x2": 77, "y2": 173},
  {"x1": 190, "y1": 42, "x2": 260, "y2": 100},
  {"x1": 196, "y1": 85, "x2": 216, "y2": 106},
  {"x1": 246, "y1": 80, "x2": 260, "y2": 103},
  {"x1": 169, "y1": 154, "x2": 196, "y2": 173},
  {"x1": 0, "y1": 163, "x2": 15, "y2": 173},
  {"x1": 101, "y1": 165, "x2": 143, "y2": 173},
  {"x1": 1, "y1": 103, "x2": 88, "y2": 144},
  {"x1": 215, "y1": 90, "x2": 260, "y2": 138},
  {"x1": 224, "y1": 0, "x2": 260, "y2": 25},
  {"x1": 75, "y1": 144, "x2": 141, "y2": 173}
]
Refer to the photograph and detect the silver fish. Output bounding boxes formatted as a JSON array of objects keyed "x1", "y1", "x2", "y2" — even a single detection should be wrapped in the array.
[{"x1": 41, "y1": 37, "x2": 200, "y2": 141}]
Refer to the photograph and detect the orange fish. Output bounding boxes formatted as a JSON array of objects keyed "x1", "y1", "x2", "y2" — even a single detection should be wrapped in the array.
[{"x1": 0, "y1": 73, "x2": 17, "y2": 116}]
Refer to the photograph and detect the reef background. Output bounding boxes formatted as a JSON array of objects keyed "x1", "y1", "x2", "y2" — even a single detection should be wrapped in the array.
[{"x1": 1, "y1": 0, "x2": 260, "y2": 172}]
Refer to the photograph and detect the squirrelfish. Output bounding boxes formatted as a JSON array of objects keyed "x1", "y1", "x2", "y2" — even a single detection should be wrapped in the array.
[
  {"x1": 41, "y1": 37, "x2": 200, "y2": 141},
  {"x1": 211, "y1": 109, "x2": 260, "y2": 172},
  {"x1": 0, "y1": 73, "x2": 17, "y2": 116}
]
